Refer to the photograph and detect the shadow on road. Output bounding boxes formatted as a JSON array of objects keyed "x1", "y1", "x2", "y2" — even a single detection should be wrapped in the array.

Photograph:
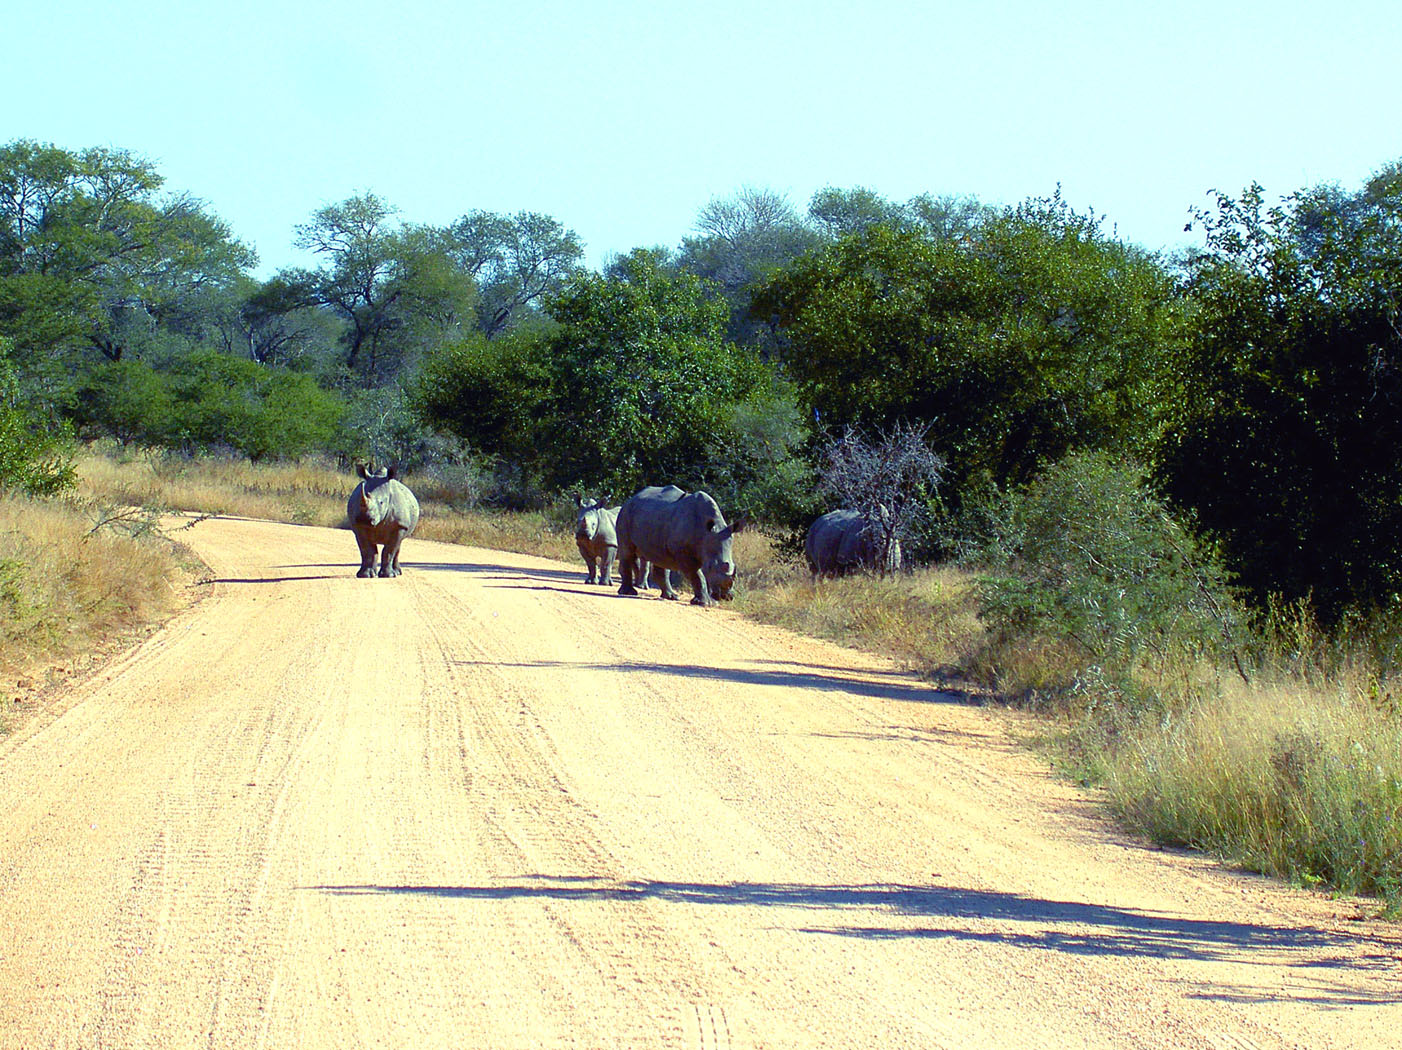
[
  {"x1": 457, "y1": 656, "x2": 959, "y2": 704},
  {"x1": 410, "y1": 561, "x2": 583, "y2": 584},
  {"x1": 202, "y1": 574, "x2": 342, "y2": 584},
  {"x1": 307, "y1": 876, "x2": 1389, "y2": 1002}
]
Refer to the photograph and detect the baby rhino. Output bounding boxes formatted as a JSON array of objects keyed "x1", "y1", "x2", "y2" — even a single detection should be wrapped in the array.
[
  {"x1": 574, "y1": 494, "x2": 620, "y2": 585},
  {"x1": 575, "y1": 493, "x2": 661, "y2": 589},
  {"x1": 348, "y1": 464, "x2": 420, "y2": 578}
]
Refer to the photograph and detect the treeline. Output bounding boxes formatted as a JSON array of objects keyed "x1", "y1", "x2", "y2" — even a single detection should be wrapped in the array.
[{"x1": 3, "y1": 139, "x2": 1401, "y2": 623}]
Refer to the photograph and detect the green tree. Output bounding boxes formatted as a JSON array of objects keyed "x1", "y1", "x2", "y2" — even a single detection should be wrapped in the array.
[
  {"x1": 0, "y1": 338, "x2": 73, "y2": 494},
  {"x1": 410, "y1": 327, "x2": 554, "y2": 469},
  {"x1": 1157, "y1": 170, "x2": 1402, "y2": 617},
  {"x1": 0, "y1": 139, "x2": 253, "y2": 382},
  {"x1": 292, "y1": 195, "x2": 476, "y2": 384},
  {"x1": 676, "y1": 186, "x2": 823, "y2": 352},
  {"x1": 445, "y1": 210, "x2": 584, "y2": 336},
  {"x1": 70, "y1": 358, "x2": 175, "y2": 446},
  {"x1": 412, "y1": 250, "x2": 800, "y2": 505},
  {"x1": 538, "y1": 249, "x2": 775, "y2": 494},
  {"x1": 753, "y1": 193, "x2": 1181, "y2": 504},
  {"x1": 161, "y1": 352, "x2": 347, "y2": 461}
]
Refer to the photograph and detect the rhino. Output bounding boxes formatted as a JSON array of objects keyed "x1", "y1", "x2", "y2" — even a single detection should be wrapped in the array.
[
  {"x1": 574, "y1": 494, "x2": 621, "y2": 585},
  {"x1": 574, "y1": 494, "x2": 665, "y2": 589},
  {"x1": 616, "y1": 485, "x2": 747, "y2": 606},
  {"x1": 804, "y1": 508, "x2": 901, "y2": 581},
  {"x1": 348, "y1": 464, "x2": 421, "y2": 578}
]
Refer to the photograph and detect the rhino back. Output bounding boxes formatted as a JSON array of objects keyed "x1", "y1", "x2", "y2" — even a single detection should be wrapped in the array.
[
  {"x1": 806, "y1": 509, "x2": 871, "y2": 574},
  {"x1": 617, "y1": 486, "x2": 716, "y2": 571}
]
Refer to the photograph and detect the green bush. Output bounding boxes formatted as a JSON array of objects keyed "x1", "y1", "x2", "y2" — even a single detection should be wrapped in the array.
[
  {"x1": 0, "y1": 339, "x2": 74, "y2": 495},
  {"x1": 72, "y1": 353, "x2": 347, "y2": 462},
  {"x1": 965, "y1": 450, "x2": 1242, "y2": 704}
]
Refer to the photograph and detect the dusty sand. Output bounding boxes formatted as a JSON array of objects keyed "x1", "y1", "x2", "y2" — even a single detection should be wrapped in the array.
[{"x1": 0, "y1": 515, "x2": 1397, "y2": 1048}]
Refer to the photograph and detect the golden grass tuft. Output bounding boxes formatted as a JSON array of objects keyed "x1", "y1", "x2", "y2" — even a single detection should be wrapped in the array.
[
  {"x1": 0, "y1": 493, "x2": 194, "y2": 720},
  {"x1": 1098, "y1": 676, "x2": 1402, "y2": 901},
  {"x1": 736, "y1": 554, "x2": 986, "y2": 680}
]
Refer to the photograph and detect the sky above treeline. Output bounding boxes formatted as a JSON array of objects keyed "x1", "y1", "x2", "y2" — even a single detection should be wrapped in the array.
[{"x1": 8, "y1": 0, "x2": 1400, "y2": 277}]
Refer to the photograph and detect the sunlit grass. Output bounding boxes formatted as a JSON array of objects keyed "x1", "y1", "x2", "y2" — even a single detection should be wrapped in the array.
[
  {"x1": 0, "y1": 492, "x2": 193, "y2": 728},
  {"x1": 1098, "y1": 677, "x2": 1402, "y2": 903}
]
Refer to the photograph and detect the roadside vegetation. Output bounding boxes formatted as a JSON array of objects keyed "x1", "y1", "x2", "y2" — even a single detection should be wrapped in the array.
[{"x1": 2, "y1": 138, "x2": 1399, "y2": 910}]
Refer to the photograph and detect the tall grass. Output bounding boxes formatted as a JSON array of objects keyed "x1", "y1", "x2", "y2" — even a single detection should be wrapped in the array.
[
  {"x1": 0, "y1": 492, "x2": 192, "y2": 728},
  {"x1": 1099, "y1": 678, "x2": 1402, "y2": 903},
  {"x1": 735, "y1": 558, "x2": 986, "y2": 681}
]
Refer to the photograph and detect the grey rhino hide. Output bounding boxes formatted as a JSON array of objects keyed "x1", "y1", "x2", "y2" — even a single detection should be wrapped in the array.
[
  {"x1": 804, "y1": 508, "x2": 900, "y2": 580},
  {"x1": 573, "y1": 494, "x2": 662, "y2": 589},
  {"x1": 615, "y1": 485, "x2": 746, "y2": 606},
  {"x1": 574, "y1": 495, "x2": 620, "y2": 585},
  {"x1": 348, "y1": 465, "x2": 421, "y2": 578}
]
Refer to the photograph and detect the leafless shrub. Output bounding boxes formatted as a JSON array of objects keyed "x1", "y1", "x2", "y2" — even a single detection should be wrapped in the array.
[{"x1": 818, "y1": 422, "x2": 944, "y2": 571}]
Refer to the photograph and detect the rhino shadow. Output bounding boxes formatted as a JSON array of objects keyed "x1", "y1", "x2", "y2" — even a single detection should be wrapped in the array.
[{"x1": 460, "y1": 656, "x2": 961, "y2": 705}]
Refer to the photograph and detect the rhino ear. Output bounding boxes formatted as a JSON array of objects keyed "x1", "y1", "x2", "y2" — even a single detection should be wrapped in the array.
[
  {"x1": 729, "y1": 515, "x2": 749, "y2": 534},
  {"x1": 574, "y1": 491, "x2": 585, "y2": 508},
  {"x1": 387, "y1": 465, "x2": 399, "y2": 480},
  {"x1": 357, "y1": 463, "x2": 371, "y2": 479}
]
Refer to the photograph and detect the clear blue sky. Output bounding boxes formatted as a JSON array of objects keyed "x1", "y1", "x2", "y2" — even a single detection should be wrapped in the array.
[{"x1": 7, "y1": 0, "x2": 1399, "y2": 276}]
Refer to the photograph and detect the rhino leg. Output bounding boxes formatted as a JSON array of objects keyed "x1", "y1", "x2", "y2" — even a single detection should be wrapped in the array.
[
  {"x1": 379, "y1": 531, "x2": 405, "y2": 578},
  {"x1": 582, "y1": 551, "x2": 598, "y2": 584},
  {"x1": 599, "y1": 545, "x2": 616, "y2": 586},
  {"x1": 355, "y1": 532, "x2": 378, "y2": 578},
  {"x1": 687, "y1": 570, "x2": 713, "y2": 607},
  {"x1": 657, "y1": 568, "x2": 683, "y2": 602},
  {"x1": 617, "y1": 549, "x2": 640, "y2": 596}
]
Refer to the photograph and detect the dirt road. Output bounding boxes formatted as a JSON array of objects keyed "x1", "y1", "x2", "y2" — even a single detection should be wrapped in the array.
[{"x1": 1, "y1": 515, "x2": 1397, "y2": 1049}]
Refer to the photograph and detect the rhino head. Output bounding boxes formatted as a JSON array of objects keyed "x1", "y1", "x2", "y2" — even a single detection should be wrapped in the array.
[
  {"x1": 701, "y1": 514, "x2": 749, "y2": 601},
  {"x1": 356, "y1": 464, "x2": 399, "y2": 526},
  {"x1": 574, "y1": 493, "x2": 608, "y2": 542}
]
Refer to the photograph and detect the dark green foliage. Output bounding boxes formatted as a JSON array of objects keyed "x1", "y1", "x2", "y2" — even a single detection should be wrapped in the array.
[
  {"x1": 72, "y1": 359, "x2": 176, "y2": 445},
  {"x1": 71, "y1": 354, "x2": 346, "y2": 461},
  {"x1": 1158, "y1": 173, "x2": 1402, "y2": 620},
  {"x1": 967, "y1": 451, "x2": 1241, "y2": 698},
  {"x1": 411, "y1": 328, "x2": 554, "y2": 469},
  {"x1": 0, "y1": 139, "x2": 253, "y2": 378},
  {"x1": 444, "y1": 210, "x2": 584, "y2": 336},
  {"x1": 415, "y1": 250, "x2": 807, "y2": 506},
  {"x1": 0, "y1": 339, "x2": 74, "y2": 495},
  {"x1": 752, "y1": 193, "x2": 1180, "y2": 508}
]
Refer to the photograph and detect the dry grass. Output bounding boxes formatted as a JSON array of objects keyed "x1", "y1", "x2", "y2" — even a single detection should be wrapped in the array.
[
  {"x1": 77, "y1": 448, "x2": 350, "y2": 526},
  {"x1": 1098, "y1": 676, "x2": 1402, "y2": 903},
  {"x1": 736, "y1": 555, "x2": 986, "y2": 682},
  {"x1": 0, "y1": 492, "x2": 195, "y2": 729}
]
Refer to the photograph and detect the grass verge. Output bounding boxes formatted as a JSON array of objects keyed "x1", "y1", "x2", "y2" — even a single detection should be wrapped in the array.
[{"x1": 0, "y1": 492, "x2": 198, "y2": 733}]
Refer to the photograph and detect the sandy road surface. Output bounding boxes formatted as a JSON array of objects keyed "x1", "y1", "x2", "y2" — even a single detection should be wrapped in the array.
[{"x1": 0, "y1": 515, "x2": 1398, "y2": 1049}]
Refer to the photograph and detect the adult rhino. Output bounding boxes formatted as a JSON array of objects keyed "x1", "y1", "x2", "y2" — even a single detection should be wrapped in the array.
[
  {"x1": 616, "y1": 485, "x2": 747, "y2": 606},
  {"x1": 348, "y1": 464, "x2": 420, "y2": 578},
  {"x1": 804, "y1": 508, "x2": 901, "y2": 580}
]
